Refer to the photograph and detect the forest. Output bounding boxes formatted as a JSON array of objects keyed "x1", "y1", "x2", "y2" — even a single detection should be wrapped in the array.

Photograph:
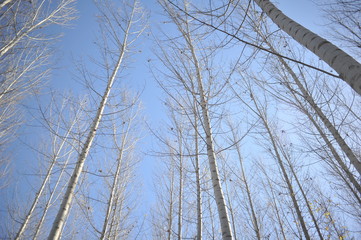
[{"x1": 0, "y1": 0, "x2": 360, "y2": 239}]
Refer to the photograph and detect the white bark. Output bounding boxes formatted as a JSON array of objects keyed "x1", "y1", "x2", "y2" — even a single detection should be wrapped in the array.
[
  {"x1": 0, "y1": 0, "x2": 13, "y2": 9},
  {"x1": 47, "y1": 2, "x2": 137, "y2": 238},
  {"x1": 167, "y1": 155, "x2": 175, "y2": 240},
  {"x1": 192, "y1": 52, "x2": 233, "y2": 240},
  {"x1": 15, "y1": 109, "x2": 77, "y2": 240},
  {"x1": 250, "y1": 93, "x2": 311, "y2": 240},
  {"x1": 158, "y1": 2, "x2": 233, "y2": 237},
  {"x1": 100, "y1": 123, "x2": 130, "y2": 240},
  {"x1": 194, "y1": 112, "x2": 202, "y2": 240},
  {"x1": 260, "y1": 36, "x2": 361, "y2": 182},
  {"x1": 177, "y1": 131, "x2": 183, "y2": 240},
  {"x1": 229, "y1": 126, "x2": 260, "y2": 240},
  {"x1": 0, "y1": 0, "x2": 76, "y2": 58},
  {"x1": 253, "y1": 0, "x2": 361, "y2": 95}
]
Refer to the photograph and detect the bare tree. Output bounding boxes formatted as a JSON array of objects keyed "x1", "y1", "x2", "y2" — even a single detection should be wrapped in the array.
[
  {"x1": 241, "y1": 85, "x2": 311, "y2": 240},
  {"x1": 48, "y1": 1, "x2": 145, "y2": 239},
  {"x1": 100, "y1": 93, "x2": 142, "y2": 240},
  {"x1": 13, "y1": 94, "x2": 85, "y2": 240},
  {"x1": 157, "y1": 1, "x2": 233, "y2": 238},
  {"x1": 0, "y1": 0, "x2": 77, "y2": 185},
  {"x1": 0, "y1": 0, "x2": 76, "y2": 58},
  {"x1": 227, "y1": 121, "x2": 261, "y2": 240},
  {"x1": 319, "y1": 0, "x2": 361, "y2": 59}
]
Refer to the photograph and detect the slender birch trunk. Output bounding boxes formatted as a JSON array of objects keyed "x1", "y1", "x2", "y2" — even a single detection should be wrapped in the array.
[
  {"x1": 167, "y1": 155, "x2": 175, "y2": 240},
  {"x1": 177, "y1": 131, "x2": 183, "y2": 240},
  {"x1": 47, "y1": 2, "x2": 137, "y2": 238},
  {"x1": 159, "y1": 2, "x2": 232, "y2": 238},
  {"x1": 0, "y1": 0, "x2": 14, "y2": 9},
  {"x1": 33, "y1": 148, "x2": 75, "y2": 240},
  {"x1": 253, "y1": 0, "x2": 361, "y2": 95},
  {"x1": 252, "y1": 24, "x2": 361, "y2": 186},
  {"x1": 250, "y1": 93, "x2": 311, "y2": 240},
  {"x1": 229, "y1": 126, "x2": 261, "y2": 240},
  {"x1": 222, "y1": 168, "x2": 238, "y2": 240},
  {"x1": 276, "y1": 55, "x2": 361, "y2": 176},
  {"x1": 15, "y1": 114, "x2": 77, "y2": 240},
  {"x1": 265, "y1": 45, "x2": 361, "y2": 185},
  {"x1": 285, "y1": 156, "x2": 324, "y2": 240},
  {"x1": 261, "y1": 173, "x2": 287, "y2": 240},
  {"x1": 100, "y1": 119, "x2": 131, "y2": 239},
  {"x1": 194, "y1": 111, "x2": 203, "y2": 240},
  {"x1": 182, "y1": 21, "x2": 233, "y2": 240}
]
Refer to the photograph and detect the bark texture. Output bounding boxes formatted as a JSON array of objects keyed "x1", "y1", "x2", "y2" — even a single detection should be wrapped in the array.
[{"x1": 254, "y1": 0, "x2": 361, "y2": 95}]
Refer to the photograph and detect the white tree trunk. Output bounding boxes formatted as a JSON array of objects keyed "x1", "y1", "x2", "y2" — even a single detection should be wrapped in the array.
[
  {"x1": 194, "y1": 57, "x2": 233, "y2": 240},
  {"x1": 100, "y1": 123, "x2": 130, "y2": 240},
  {"x1": 194, "y1": 113, "x2": 203, "y2": 240},
  {"x1": 184, "y1": 15, "x2": 233, "y2": 240},
  {"x1": 177, "y1": 131, "x2": 183, "y2": 240},
  {"x1": 253, "y1": 0, "x2": 361, "y2": 95},
  {"x1": 261, "y1": 36, "x2": 361, "y2": 180},
  {"x1": 251, "y1": 94, "x2": 311, "y2": 240},
  {"x1": 229, "y1": 126, "x2": 261, "y2": 240},
  {"x1": 47, "y1": 2, "x2": 136, "y2": 237},
  {"x1": 0, "y1": 0, "x2": 14, "y2": 9},
  {"x1": 15, "y1": 119, "x2": 76, "y2": 240}
]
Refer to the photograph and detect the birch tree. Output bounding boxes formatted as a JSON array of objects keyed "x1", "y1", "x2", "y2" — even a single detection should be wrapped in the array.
[
  {"x1": 0, "y1": 0, "x2": 76, "y2": 184},
  {"x1": 13, "y1": 94, "x2": 85, "y2": 240},
  {"x1": 253, "y1": 0, "x2": 361, "y2": 95},
  {"x1": 253, "y1": 95, "x2": 311, "y2": 240},
  {"x1": 48, "y1": 1, "x2": 145, "y2": 239},
  {"x1": 99, "y1": 93, "x2": 142, "y2": 240},
  {"x1": 157, "y1": 1, "x2": 233, "y2": 238},
  {"x1": 226, "y1": 121, "x2": 261, "y2": 240}
]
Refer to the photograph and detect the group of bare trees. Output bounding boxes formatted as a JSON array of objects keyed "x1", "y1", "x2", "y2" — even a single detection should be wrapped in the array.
[
  {"x1": 1, "y1": 0, "x2": 360, "y2": 239},
  {"x1": 1, "y1": 0, "x2": 145, "y2": 239},
  {"x1": 150, "y1": 0, "x2": 360, "y2": 240}
]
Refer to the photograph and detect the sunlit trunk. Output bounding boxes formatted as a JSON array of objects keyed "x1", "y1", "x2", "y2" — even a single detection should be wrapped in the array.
[{"x1": 253, "y1": 0, "x2": 361, "y2": 95}]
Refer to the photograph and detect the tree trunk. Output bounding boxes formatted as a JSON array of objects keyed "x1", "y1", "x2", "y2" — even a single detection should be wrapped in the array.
[
  {"x1": 100, "y1": 121, "x2": 131, "y2": 240},
  {"x1": 194, "y1": 118, "x2": 203, "y2": 240},
  {"x1": 16, "y1": 124, "x2": 75, "y2": 240},
  {"x1": 177, "y1": 128, "x2": 183, "y2": 240},
  {"x1": 230, "y1": 126, "x2": 261, "y2": 240},
  {"x1": 251, "y1": 94, "x2": 311, "y2": 240},
  {"x1": 253, "y1": 0, "x2": 361, "y2": 95},
  {"x1": 47, "y1": 2, "x2": 136, "y2": 238}
]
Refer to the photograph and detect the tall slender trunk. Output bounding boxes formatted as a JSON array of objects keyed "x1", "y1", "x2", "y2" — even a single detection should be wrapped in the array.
[
  {"x1": 16, "y1": 108, "x2": 78, "y2": 240},
  {"x1": 191, "y1": 83, "x2": 203, "y2": 240},
  {"x1": 280, "y1": 57, "x2": 361, "y2": 176},
  {"x1": 0, "y1": 0, "x2": 14, "y2": 9},
  {"x1": 47, "y1": 3, "x2": 135, "y2": 238},
  {"x1": 230, "y1": 127, "x2": 261, "y2": 240},
  {"x1": 257, "y1": 32, "x2": 361, "y2": 191},
  {"x1": 194, "y1": 118, "x2": 203, "y2": 240},
  {"x1": 251, "y1": 95, "x2": 311, "y2": 240},
  {"x1": 261, "y1": 174, "x2": 287, "y2": 240},
  {"x1": 100, "y1": 122, "x2": 131, "y2": 240},
  {"x1": 253, "y1": 0, "x2": 361, "y2": 95},
  {"x1": 177, "y1": 129, "x2": 183, "y2": 240},
  {"x1": 279, "y1": 143, "x2": 324, "y2": 240},
  {"x1": 167, "y1": 156, "x2": 175, "y2": 240},
  {"x1": 183, "y1": 24, "x2": 233, "y2": 240},
  {"x1": 33, "y1": 149, "x2": 74, "y2": 240}
]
